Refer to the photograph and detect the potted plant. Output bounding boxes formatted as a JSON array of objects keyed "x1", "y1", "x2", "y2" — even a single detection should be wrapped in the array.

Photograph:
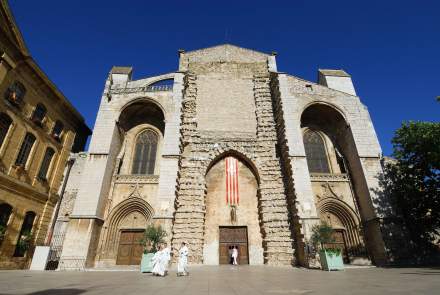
[
  {"x1": 139, "y1": 224, "x2": 167, "y2": 273},
  {"x1": 310, "y1": 223, "x2": 344, "y2": 271}
]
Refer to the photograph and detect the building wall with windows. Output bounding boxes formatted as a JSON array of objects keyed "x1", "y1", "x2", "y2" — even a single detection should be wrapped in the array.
[{"x1": 0, "y1": 1, "x2": 90, "y2": 269}]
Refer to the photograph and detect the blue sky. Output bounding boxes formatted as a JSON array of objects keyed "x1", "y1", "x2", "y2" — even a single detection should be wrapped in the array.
[{"x1": 9, "y1": 0, "x2": 439, "y2": 156}]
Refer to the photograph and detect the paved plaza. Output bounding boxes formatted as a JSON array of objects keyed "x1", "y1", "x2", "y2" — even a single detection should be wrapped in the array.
[{"x1": 0, "y1": 266, "x2": 439, "y2": 295}]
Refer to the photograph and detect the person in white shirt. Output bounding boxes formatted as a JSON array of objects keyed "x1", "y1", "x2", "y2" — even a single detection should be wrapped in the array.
[
  {"x1": 177, "y1": 241, "x2": 189, "y2": 276},
  {"x1": 231, "y1": 245, "x2": 238, "y2": 265}
]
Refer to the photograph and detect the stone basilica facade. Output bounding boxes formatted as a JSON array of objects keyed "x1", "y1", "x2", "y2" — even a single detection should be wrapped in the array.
[{"x1": 57, "y1": 44, "x2": 389, "y2": 269}]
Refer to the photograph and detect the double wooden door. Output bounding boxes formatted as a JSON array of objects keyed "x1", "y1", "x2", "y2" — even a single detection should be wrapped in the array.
[
  {"x1": 219, "y1": 226, "x2": 249, "y2": 265},
  {"x1": 116, "y1": 230, "x2": 144, "y2": 265}
]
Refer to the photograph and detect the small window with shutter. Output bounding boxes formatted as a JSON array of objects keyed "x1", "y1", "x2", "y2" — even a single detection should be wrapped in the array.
[
  {"x1": 52, "y1": 120, "x2": 64, "y2": 141},
  {"x1": 31, "y1": 103, "x2": 47, "y2": 126},
  {"x1": 4, "y1": 81, "x2": 26, "y2": 106}
]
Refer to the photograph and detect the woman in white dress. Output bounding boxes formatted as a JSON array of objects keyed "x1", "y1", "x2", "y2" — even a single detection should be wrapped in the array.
[
  {"x1": 152, "y1": 243, "x2": 165, "y2": 276},
  {"x1": 161, "y1": 243, "x2": 171, "y2": 275},
  {"x1": 177, "y1": 242, "x2": 189, "y2": 276}
]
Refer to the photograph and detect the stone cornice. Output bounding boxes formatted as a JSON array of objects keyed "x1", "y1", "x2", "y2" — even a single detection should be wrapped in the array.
[
  {"x1": 113, "y1": 174, "x2": 159, "y2": 184},
  {"x1": 310, "y1": 173, "x2": 349, "y2": 182},
  {"x1": 110, "y1": 85, "x2": 173, "y2": 95},
  {"x1": 0, "y1": 173, "x2": 55, "y2": 204}
]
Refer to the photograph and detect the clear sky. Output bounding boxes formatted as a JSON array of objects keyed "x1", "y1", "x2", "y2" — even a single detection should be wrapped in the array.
[{"x1": 9, "y1": 0, "x2": 439, "y2": 156}]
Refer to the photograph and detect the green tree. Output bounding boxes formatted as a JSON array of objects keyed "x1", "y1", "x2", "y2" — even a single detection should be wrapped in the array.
[
  {"x1": 140, "y1": 224, "x2": 167, "y2": 253},
  {"x1": 310, "y1": 222, "x2": 335, "y2": 249},
  {"x1": 382, "y1": 121, "x2": 440, "y2": 255}
]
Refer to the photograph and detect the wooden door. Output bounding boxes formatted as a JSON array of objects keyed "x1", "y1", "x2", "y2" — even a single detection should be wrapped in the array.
[
  {"x1": 219, "y1": 226, "x2": 248, "y2": 265},
  {"x1": 116, "y1": 230, "x2": 144, "y2": 265}
]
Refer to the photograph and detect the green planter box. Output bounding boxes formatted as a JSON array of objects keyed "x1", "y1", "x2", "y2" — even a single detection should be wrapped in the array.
[
  {"x1": 140, "y1": 253, "x2": 155, "y2": 273},
  {"x1": 319, "y1": 250, "x2": 344, "y2": 271}
]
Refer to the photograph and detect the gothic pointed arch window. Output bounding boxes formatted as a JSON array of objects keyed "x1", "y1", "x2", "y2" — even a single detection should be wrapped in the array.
[
  {"x1": 131, "y1": 129, "x2": 158, "y2": 175},
  {"x1": 303, "y1": 130, "x2": 330, "y2": 173}
]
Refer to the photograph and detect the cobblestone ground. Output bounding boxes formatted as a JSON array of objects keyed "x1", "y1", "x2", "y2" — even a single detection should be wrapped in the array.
[{"x1": 0, "y1": 266, "x2": 439, "y2": 295}]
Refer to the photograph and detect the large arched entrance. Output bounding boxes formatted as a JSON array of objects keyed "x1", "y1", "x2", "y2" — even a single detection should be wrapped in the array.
[
  {"x1": 301, "y1": 102, "x2": 381, "y2": 264},
  {"x1": 317, "y1": 198, "x2": 365, "y2": 263},
  {"x1": 203, "y1": 154, "x2": 264, "y2": 265},
  {"x1": 97, "y1": 197, "x2": 154, "y2": 266}
]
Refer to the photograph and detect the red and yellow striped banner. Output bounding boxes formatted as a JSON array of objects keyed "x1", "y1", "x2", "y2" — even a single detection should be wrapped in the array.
[{"x1": 225, "y1": 157, "x2": 239, "y2": 205}]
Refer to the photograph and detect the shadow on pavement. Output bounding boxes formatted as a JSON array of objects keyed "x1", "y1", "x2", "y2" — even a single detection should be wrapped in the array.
[
  {"x1": 400, "y1": 271, "x2": 440, "y2": 275},
  {"x1": 0, "y1": 288, "x2": 87, "y2": 295}
]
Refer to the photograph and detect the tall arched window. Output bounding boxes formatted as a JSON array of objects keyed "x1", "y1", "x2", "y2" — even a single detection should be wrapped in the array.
[
  {"x1": 38, "y1": 147, "x2": 55, "y2": 180},
  {"x1": 14, "y1": 211, "x2": 36, "y2": 257},
  {"x1": 131, "y1": 130, "x2": 158, "y2": 175},
  {"x1": 0, "y1": 203, "x2": 13, "y2": 246},
  {"x1": 0, "y1": 112, "x2": 12, "y2": 148},
  {"x1": 303, "y1": 131, "x2": 330, "y2": 173},
  {"x1": 15, "y1": 133, "x2": 36, "y2": 167}
]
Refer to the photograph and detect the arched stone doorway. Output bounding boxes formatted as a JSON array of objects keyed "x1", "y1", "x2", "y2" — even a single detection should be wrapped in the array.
[
  {"x1": 97, "y1": 197, "x2": 154, "y2": 267},
  {"x1": 317, "y1": 198, "x2": 365, "y2": 263},
  {"x1": 203, "y1": 155, "x2": 264, "y2": 265}
]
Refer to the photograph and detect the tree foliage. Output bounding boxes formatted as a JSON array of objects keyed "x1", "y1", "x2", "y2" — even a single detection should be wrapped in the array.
[
  {"x1": 310, "y1": 222, "x2": 335, "y2": 249},
  {"x1": 141, "y1": 224, "x2": 167, "y2": 253},
  {"x1": 383, "y1": 121, "x2": 440, "y2": 252}
]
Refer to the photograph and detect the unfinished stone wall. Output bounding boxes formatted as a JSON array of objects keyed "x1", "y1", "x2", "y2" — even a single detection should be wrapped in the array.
[{"x1": 172, "y1": 46, "x2": 295, "y2": 265}]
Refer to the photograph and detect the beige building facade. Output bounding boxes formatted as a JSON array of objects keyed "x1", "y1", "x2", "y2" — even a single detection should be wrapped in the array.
[
  {"x1": 59, "y1": 44, "x2": 391, "y2": 269},
  {"x1": 0, "y1": 1, "x2": 90, "y2": 269}
]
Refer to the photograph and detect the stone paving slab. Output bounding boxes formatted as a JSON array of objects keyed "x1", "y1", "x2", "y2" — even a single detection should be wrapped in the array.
[{"x1": 0, "y1": 266, "x2": 439, "y2": 295}]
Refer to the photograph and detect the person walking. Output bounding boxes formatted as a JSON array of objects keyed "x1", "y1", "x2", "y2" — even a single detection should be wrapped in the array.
[
  {"x1": 161, "y1": 243, "x2": 171, "y2": 275},
  {"x1": 152, "y1": 243, "x2": 166, "y2": 276},
  {"x1": 177, "y1": 241, "x2": 189, "y2": 276},
  {"x1": 232, "y1": 245, "x2": 238, "y2": 265},
  {"x1": 228, "y1": 246, "x2": 233, "y2": 264}
]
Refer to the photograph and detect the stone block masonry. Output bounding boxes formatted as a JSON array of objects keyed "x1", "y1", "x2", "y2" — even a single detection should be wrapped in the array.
[{"x1": 171, "y1": 67, "x2": 295, "y2": 265}]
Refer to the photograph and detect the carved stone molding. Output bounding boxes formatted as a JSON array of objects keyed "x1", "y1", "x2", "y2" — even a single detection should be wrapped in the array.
[
  {"x1": 114, "y1": 174, "x2": 159, "y2": 184},
  {"x1": 310, "y1": 173, "x2": 349, "y2": 182},
  {"x1": 316, "y1": 182, "x2": 343, "y2": 201},
  {"x1": 110, "y1": 85, "x2": 173, "y2": 95}
]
